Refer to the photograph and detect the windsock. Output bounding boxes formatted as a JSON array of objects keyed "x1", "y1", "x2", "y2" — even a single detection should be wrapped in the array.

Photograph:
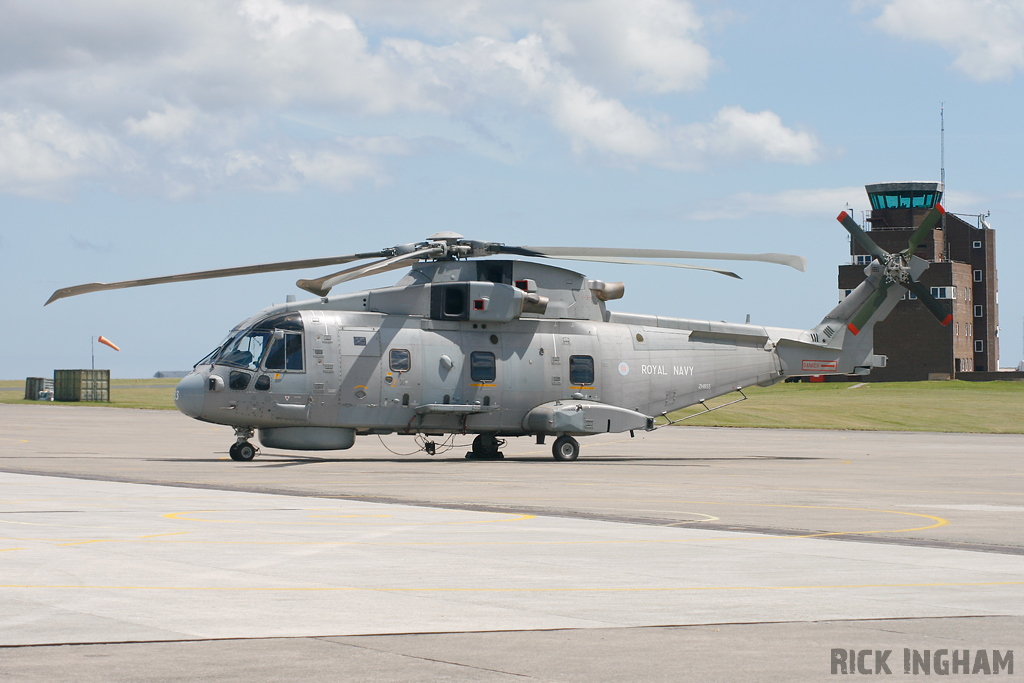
[{"x1": 97, "y1": 335, "x2": 120, "y2": 352}]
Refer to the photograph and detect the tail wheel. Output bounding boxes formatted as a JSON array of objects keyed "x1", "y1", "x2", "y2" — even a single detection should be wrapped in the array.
[
  {"x1": 229, "y1": 442, "x2": 257, "y2": 461},
  {"x1": 552, "y1": 435, "x2": 579, "y2": 461}
]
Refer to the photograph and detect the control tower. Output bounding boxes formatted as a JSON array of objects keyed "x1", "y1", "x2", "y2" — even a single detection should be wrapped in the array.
[{"x1": 838, "y1": 181, "x2": 999, "y2": 380}]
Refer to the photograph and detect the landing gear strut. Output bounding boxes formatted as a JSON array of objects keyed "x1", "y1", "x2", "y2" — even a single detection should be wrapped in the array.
[
  {"x1": 552, "y1": 435, "x2": 579, "y2": 461},
  {"x1": 466, "y1": 434, "x2": 504, "y2": 460},
  {"x1": 229, "y1": 427, "x2": 258, "y2": 462}
]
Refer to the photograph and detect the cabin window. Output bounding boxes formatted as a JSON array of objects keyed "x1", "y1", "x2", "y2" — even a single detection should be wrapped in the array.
[
  {"x1": 228, "y1": 371, "x2": 250, "y2": 390},
  {"x1": 265, "y1": 331, "x2": 304, "y2": 371},
  {"x1": 470, "y1": 351, "x2": 496, "y2": 382},
  {"x1": 390, "y1": 349, "x2": 411, "y2": 372},
  {"x1": 569, "y1": 355, "x2": 595, "y2": 385}
]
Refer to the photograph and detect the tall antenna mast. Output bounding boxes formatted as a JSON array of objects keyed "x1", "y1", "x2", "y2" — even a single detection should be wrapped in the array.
[
  {"x1": 940, "y1": 103, "x2": 947, "y2": 236},
  {"x1": 940, "y1": 103, "x2": 945, "y2": 186}
]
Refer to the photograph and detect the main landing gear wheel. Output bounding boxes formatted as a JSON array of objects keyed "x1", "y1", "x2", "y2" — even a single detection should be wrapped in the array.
[
  {"x1": 229, "y1": 442, "x2": 257, "y2": 461},
  {"x1": 552, "y1": 435, "x2": 579, "y2": 461}
]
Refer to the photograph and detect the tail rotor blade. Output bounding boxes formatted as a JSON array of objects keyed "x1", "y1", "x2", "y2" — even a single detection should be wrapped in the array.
[
  {"x1": 837, "y1": 212, "x2": 887, "y2": 261},
  {"x1": 906, "y1": 281, "x2": 953, "y2": 326},
  {"x1": 905, "y1": 203, "x2": 945, "y2": 254},
  {"x1": 847, "y1": 283, "x2": 892, "y2": 335}
]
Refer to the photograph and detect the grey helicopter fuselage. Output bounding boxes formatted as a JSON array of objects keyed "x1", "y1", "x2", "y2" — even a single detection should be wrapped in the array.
[{"x1": 173, "y1": 254, "x2": 889, "y2": 458}]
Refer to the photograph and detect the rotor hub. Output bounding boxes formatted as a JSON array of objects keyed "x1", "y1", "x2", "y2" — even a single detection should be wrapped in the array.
[{"x1": 883, "y1": 253, "x2": 912, "y2": 285}]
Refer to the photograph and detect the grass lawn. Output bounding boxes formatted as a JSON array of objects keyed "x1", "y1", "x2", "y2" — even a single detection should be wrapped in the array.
[
  {"x1": 0, "y1": 378, "x2": 179, "y2": 410},
  {"x1": 2, "y1": 378, "x2": 1022, "y2": 433},
  {"x1": 665, "y1": 379, "x2": 1024, "y2": 433}
]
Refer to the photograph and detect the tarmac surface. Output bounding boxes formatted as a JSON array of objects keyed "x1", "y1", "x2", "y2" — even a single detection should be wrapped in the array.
[{"x1": 0, "y1": 403, "x2": 1021, "y2": 681}]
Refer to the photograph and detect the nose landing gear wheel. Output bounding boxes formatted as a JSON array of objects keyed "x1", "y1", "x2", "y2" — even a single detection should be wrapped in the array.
[
  {"x1": 229, "y1": 442, "x2": 257, "y2": 461},
  {"x1": 552, "y1": 435, "x2": 579, "y2": 461}
]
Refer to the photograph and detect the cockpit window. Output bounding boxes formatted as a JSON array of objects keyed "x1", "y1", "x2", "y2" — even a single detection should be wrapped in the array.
[
  {"x1": 265, "y1": 331, "x2": 304, "y2": 371},
  {"x1": 207, "y1": 312, "x2": 304, "y2": 370},
  {"x1": 251, "y1": 312, "x2": 303, "y2": 332},
  {"x1": 218, "y1": 330, "x2": 270, "y2": 371}
]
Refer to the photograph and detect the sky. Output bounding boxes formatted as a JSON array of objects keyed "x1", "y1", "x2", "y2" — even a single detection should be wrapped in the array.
[{"x1": 3, "y1": 0, "x2": 1024, "y2": 378}]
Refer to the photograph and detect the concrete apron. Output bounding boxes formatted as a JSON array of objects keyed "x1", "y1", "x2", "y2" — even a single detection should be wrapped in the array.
[{"x1": 1, "y1": 472, "x2": 1021, "y2": 646}]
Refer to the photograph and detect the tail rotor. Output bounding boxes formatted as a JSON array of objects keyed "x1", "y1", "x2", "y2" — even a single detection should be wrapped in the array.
[{"x1": 838, "y1": 204, "x2": 951, "y2": 335}]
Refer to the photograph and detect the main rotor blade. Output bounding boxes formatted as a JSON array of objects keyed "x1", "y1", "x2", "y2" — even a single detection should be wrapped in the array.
[
  {"x1": 528, "y1": 255, "x2": 740, "y2": 279},
  {"x1": 837, "y1": 211, "x2": 888, "y2": 262},
  {"x1": 906, "y1": 281, "x2": 953, "y2": 326},
  {"x1": 905, "y1": 204, "x2": 945, "y2": 254},
  {"x1": 296, "y1": 246, "x2": 441, "y2": 297},
  {"x1": 501, "y1": 246, "x2": 805, "y2": 272},
  {"x1": 45, "y1": 250, "x2": 387, "y2": 305}
]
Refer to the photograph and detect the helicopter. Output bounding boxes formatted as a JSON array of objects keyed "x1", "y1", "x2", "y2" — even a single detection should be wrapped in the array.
[{"x1": 46, "y1": 204, "x2": 950, "y2": 461}]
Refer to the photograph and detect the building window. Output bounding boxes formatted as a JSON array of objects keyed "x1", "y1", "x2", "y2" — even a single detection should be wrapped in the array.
[
  {"x1": 908, "y1": 291, "x2": 917, "y2": 300},
  {"x1": 853, "y1": 255, "x2": 873, "y2": 266},
  {"x1": 930, "y1": 287, "x2": 955, "y2": 300},
  {"x1": 955, "y1": 322, "x2": 959, "y2": 336},
  {"x1": 973, "y1": 269, "x2": 982, "y2": 282},
  {"x1": 974, "y1": 305, "x2": 983, "y2": 318},
  {"x1": 973, "y1": 240, "x2": 982, "y2": 249},
  {"x1": 470, "y1": 351, "x2": 496, "y2": 383},
  {"x1": 975, "y1": 340, "x2": 984, "y2": 353}
]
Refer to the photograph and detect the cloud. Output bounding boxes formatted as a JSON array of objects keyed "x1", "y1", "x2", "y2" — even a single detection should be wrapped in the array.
[
  {"x1": 126, "y1": 105, "x2": 200, "y2": 142},
  {"x1": 684, "y1": 186, "x2": 868, "y2": 221},
  {"x1": 675, "y1": 107, "x2": 820, "y2": 167},
  {"x1": 541, "y1": 0, "x2": 712, "y2": 93},
  {"x1": 0, "y1": 0, "x2": 821, "y2": 198},
  {"x1": 0, "y1": 110, "x2": 126, "y2": 198},
  {"x1": 870, "y1": 0, "x2": 1024, "y2": 81},
  {"x1": 71, "y1": 236, "x2": 113, "y2": 252}
]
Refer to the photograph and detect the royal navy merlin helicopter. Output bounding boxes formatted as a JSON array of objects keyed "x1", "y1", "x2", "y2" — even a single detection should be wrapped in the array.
[{"x1": 46, "y1": 204, "x2": 950, "y2": 461}]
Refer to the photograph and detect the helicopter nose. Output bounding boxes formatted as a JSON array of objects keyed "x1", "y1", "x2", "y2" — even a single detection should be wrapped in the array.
[{"x1": 174, "y1": 372, "x2": 206, "y2": 418}]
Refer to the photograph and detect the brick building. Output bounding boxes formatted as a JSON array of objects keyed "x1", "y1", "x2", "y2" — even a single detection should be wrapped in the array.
[{"x1": 837, "y1": 181, "x2": 999, "y2": 381}]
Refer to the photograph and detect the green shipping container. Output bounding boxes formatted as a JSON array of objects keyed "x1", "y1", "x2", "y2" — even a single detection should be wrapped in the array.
[
  {"x1": 24, "y1": 377, "x2": 50, "y2": 400},
  {"x1": 54, "y1": 369, "x2": 110, "y2": 402}
]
